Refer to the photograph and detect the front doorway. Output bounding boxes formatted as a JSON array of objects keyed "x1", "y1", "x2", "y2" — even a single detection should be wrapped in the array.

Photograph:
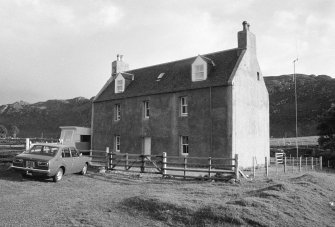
[{"x1": 143, "y1": 137, "x2": 151, "y2": 156}]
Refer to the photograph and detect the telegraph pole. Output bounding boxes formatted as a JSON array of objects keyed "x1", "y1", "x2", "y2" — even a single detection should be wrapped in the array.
[{"x1": 293, "y1": 58, "x2": 298, "y2": 158}]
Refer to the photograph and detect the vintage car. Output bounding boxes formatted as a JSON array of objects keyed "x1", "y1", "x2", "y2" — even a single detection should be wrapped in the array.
[{"x1": 11, "y1": 143, "x2": 91, "y2": 182}]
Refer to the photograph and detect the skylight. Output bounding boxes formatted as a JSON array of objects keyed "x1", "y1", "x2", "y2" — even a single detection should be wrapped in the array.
[{"x1": 156, "y1": 73, "x2": 165, "y2": 81}]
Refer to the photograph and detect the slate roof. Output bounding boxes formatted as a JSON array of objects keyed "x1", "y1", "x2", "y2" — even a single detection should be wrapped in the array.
[{"x1": 94, "y1": 48, "x2": 242, "y2": 102}]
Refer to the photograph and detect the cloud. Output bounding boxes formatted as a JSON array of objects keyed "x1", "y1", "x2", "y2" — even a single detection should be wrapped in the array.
[
  {"x1": 96, "y1": 5, "x2": 123, "y2": 27},
  {"x1": 1, "y1": 0, "x2": 335, "y2": 105}
]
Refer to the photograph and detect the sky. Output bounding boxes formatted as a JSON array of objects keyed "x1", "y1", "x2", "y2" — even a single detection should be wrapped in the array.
[{"x1": 1, "y1": 0, "x2": 334, "y2": 105}]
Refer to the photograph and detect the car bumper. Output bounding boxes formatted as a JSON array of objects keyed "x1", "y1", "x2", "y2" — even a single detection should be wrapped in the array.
[{"x1": 11, "y1": 165, "x2": 50, "y2": 174}]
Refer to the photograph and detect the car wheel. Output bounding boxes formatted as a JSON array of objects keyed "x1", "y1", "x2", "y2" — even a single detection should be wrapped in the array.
[
  {"x1": 80, "y1": 163, "x2": 88, "y2": 175},
  {"x1": 53, "y1": 168, "x2": 63, "y2": 182}
]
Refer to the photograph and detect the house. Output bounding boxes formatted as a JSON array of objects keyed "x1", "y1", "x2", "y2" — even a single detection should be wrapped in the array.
[{"x1": 91, "y1": 21, "x2": 269, "y2": 168}]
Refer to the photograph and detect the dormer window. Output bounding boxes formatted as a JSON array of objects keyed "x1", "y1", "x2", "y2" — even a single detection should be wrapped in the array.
[
  {"x1": 115, "y1": 74, "x2": 125, "y2": 93},
  {"x1": 194, "y1": 65, "x2": 205, "y2": 80},
  {"x1": 116, "y1": 80, "x2": 123, "y2": 92},
  {"x1": 191, "y1": 56, "x2": 208, "y2": 81}
]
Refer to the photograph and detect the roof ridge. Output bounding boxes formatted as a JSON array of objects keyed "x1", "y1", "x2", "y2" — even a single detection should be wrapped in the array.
[{"x1": 125, "y1": 48, "x2": 240, "y2": 73}]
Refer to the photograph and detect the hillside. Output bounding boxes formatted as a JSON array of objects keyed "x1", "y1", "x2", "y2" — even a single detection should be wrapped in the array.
[
  {"x1": 265, "y1": 74, "x2": 335, "y2": 137},
  {"x1": 0, "y1": 97, "x2": 91, "y2": 138},
  {"x1": 0, "y1": 74, "x2": 334, "y2": 138}
]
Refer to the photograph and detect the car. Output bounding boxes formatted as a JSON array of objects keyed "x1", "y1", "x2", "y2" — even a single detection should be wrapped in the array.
[{"x1": 11, "y1": 143, "x2": 91, "y2": 182}]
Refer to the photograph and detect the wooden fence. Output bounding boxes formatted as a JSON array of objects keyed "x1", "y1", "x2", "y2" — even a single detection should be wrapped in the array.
[
  {"x1": 0, "y1": 149, "x2": 24, "y2": 163},
  {"x1": 86, "y1": 148, "x2": 239, "y2": 180}
]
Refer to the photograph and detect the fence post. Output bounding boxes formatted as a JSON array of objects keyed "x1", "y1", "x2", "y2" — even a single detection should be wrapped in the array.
[
  {"x1": 208, "y1": 157, "x2": 212, "y2": 178},
  {"x1": 265, "y1": 157, "x2": 268, "y2": 177},
  {"x1": 105, "y1": 147, "x2": 110, "y2": 170},
  {"x1": 162, "y1": 152, "x2": 167, "y2": 176},
  {"x1": 110, "y1": 151, "x2": 113, "y2": 168},
  {"x1": 305, "y1": 157, "x2": 308, "y2": 170},
  {"x1": 253, "y1": 156, "x2": 256, "y2": 178},
  {"x1": 25, "y1": 138, "x2": 30, "y2": 150},
  {"x1": 299, "y1": 156, "x2": 302, "y2": 172},
  {"x1": 125, "y1": 153, "x2": 128, "y2": 170},
  {"x1": 235, "y1": 154, "x2": 239, "y2": 180},
  {"x1": 292, "y1": 157, "x2": 295, "y2": 173},
  {"x1": 183, "y1": 156, "x2": 187, "y2": 179},
  {"x1": 141, "y1": 155, "x2": 145, "y2": 173},
  {"x1": 311, "y1": 157, "x2": 314, "y2": 170},
  {"x1": 320, "y1": 156, "x2": 322, "y2": 171},
  {"x1": 284, "y1": 156, "x2": 286, "y2": 173},
  {"x1": 276, "y1": 158, "x2": 278, "y2": 175}
]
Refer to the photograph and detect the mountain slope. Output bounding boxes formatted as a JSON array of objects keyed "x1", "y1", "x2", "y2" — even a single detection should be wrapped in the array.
[{"x1": 0, "y1": 97, "x2": 92, "y2": 138}]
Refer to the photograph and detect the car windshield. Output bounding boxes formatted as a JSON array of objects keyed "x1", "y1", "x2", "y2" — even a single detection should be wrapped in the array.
[{"x1": 24, "y1": 145, "x2": 59, "y2": 157}]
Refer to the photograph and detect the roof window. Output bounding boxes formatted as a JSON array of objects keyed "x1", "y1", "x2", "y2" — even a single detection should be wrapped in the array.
[{"x1": 156, "y1": 73, "x2": 165, "y2": 81}]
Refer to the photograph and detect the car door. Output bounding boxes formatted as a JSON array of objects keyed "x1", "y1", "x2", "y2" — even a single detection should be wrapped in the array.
[
  {"x1": 70, "y1": 147, "x2": 83, "y2": 173},
  {"x1": 61, "y1": 148, "x2": 74, "y2": 174}
]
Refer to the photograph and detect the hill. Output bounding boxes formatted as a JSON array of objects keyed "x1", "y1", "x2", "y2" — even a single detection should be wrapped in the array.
[
  {"x1": 0, "y1": 97, "x2": 91, "y2": 138},
  {"x1": 0, "y1": 74, "x2": 334, "y2": 138},
  {"x1": 265, "y1": 74, "x2": 335, "y2": 137}
]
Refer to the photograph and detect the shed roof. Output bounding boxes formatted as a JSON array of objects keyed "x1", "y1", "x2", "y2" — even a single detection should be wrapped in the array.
[{"x1": 94, "y1": 48, "x2": 242, "y2": 102}]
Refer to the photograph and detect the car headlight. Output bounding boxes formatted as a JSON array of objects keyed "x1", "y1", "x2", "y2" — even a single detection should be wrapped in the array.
[
  {"x1": 13, "y1": 159, "x2": 23, "y2": 163},
  {"x1": 37, "y1": 161, "x2": 49, "y2": 167}
]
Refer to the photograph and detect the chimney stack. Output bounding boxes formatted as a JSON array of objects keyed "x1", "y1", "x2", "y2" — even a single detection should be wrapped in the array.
[
  {"x1": 111, "y1": 54, "x2": 129, "y2": 76},
  {"x1": 238, "y1": 21, "x2": 256, "y2": 54}
]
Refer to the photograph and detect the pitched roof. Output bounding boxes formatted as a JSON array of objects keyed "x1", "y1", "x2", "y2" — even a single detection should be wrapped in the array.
[{"x1": 94, "y1": 48, "x2": 242, "y2": 102}]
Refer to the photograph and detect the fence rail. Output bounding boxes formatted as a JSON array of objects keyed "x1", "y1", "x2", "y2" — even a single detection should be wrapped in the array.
[{"x1": 86, "y1": 148, "x2": 239, "y2": 179}]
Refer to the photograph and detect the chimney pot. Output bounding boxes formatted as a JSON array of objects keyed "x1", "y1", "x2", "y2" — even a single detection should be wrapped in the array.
[
  {"x1": 117, "y1": 54, "x2": 120, "y2": 61},
  {"x1": 242, "y1": 21, "x2": 249, "y2": 31}
]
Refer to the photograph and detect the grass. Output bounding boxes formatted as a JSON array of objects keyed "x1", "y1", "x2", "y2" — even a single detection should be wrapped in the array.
[{"x1": 1, "y1": 163, "x2": 335, "y2": 226}]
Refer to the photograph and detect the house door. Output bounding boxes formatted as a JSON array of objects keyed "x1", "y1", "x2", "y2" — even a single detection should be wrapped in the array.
[{"x1": 143, "y1": 137, "x2": 151, "y2": 156}]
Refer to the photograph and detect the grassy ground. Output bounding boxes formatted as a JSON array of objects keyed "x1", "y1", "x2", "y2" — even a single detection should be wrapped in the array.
[{"x1": 0, "y1": 163, "x2": 335, "y2": 227}]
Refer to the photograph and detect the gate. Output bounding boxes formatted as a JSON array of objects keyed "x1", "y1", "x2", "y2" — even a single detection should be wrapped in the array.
[{"x1": 108, "y1": 153, "x2": 163, "y2": 174}]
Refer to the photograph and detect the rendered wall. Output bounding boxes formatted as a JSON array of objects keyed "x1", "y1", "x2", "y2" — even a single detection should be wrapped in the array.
[
  {"x1": 231, "y1": 49, "x2": 270, "y2": 168},
  {"x1": 92, "y1": 87, "x2": 232, "y2": 158}
]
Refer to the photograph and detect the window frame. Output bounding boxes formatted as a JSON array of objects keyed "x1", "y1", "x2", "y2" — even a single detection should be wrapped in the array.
[
  {"x1": 194, "y1": 64, "x2": 205, "y2": 81},
  {"x1": 114, "y1": 104, "x2": 121, "y2": 121},
  {"x1": 70, "y1": 147, "x2": 79, "y2": 157},
  {"x1": 115, "y1": 78, "x2": 124, "y2": 93},
  {"x1": 143, "y1": 101, "x2": 150, "y2": 119},
  {"x1": 115, "y1": 135, "x2": 120, "y2": 152},
  {"x1": 180, "y1": 96, "x2": 188, "y2": 116},
  {"x1": 180, "y1": 136, "x2": 189, "y2": 155},
  {"x1": 62, "y1": 148, "x2": 72, "y2": 158}
]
